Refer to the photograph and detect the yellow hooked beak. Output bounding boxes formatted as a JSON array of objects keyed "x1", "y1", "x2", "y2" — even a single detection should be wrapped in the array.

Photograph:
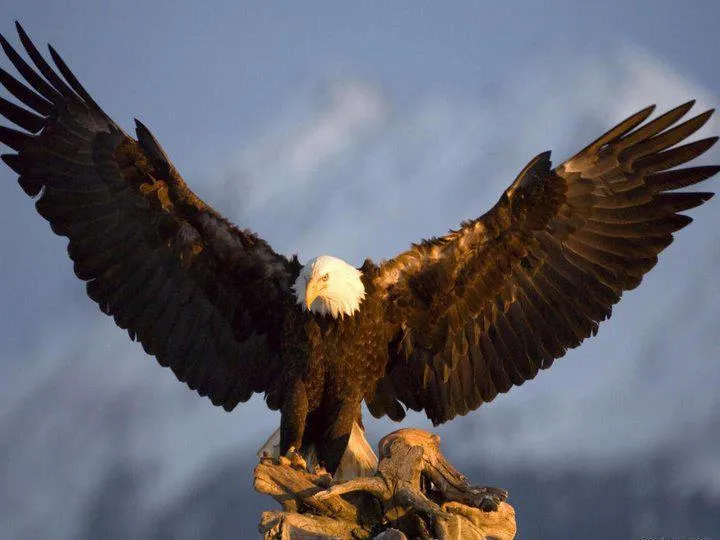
[{"x1": 305, "y1": 278, "x2": 322, "y2": 310}]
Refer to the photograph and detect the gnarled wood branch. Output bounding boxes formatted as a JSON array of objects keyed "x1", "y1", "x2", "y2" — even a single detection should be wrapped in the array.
[{"x1": 255, "y1": 428, "x2": 516, "y2": 539}]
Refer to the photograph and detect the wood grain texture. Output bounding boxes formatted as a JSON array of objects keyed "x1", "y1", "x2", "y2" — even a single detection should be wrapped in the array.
[{"x1": 255, "y1": 428, "x2": 516, "y2": 540}]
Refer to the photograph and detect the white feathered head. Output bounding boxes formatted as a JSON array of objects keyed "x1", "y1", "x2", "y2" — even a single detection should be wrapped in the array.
[{"x1": 292, "y1": 255, "x2": 365, "y2": 318}]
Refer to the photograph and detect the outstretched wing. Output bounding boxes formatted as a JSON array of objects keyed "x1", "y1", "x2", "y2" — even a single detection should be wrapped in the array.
[
  {"x1": 368, "y1": 101, "x2": 717, "y2": 425},
  {"x1": 0, "y1": 23, "x2": 300, "y2": 410}
]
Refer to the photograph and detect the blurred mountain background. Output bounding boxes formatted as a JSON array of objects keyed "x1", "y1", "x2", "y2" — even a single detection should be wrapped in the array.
[{"x1": 0, "y1": 1, "x2": 718, "y2": 538}]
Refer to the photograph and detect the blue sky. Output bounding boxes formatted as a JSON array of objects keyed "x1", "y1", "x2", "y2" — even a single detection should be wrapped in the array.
[{"x1": 0, "y1": 1, "x2": 719, "y2": 538}]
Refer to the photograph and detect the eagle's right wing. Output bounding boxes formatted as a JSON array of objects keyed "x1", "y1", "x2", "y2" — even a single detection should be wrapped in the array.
[
  {"x1": 369, "y1": 101, "x2": 717, "y2": 425},
  {"x1": 0, "y1": 23, "x2": 300, "y2": 410}
]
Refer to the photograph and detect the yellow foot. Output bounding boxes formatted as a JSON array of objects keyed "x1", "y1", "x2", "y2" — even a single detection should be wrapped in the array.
[
  {"x1": 313, "y1": 465, "x2": 333, "y2": 488},
  {"x1": 279, "y1": 447, "x2": 307, "y2": 471}
]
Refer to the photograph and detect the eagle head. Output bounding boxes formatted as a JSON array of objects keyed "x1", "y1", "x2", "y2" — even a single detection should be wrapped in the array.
[{"x1": 292, "y1": 255, "x2": 366, "y2": 319}]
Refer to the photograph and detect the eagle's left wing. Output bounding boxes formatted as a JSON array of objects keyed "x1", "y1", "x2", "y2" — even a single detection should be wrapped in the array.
[
  {"x1": 0, "y1": 24, "x2": 300, "y2": 411},
  {"x1": 368, "y1": 102, "x2": 717, "y2": 425}
]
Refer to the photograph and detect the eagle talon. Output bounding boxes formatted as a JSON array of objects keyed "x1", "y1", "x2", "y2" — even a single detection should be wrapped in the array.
[
  {"x1": 284, "y1": 448, "x2": 307, "y2": 471},
  {"x1": 313, "y1": 465, "x2": 333, "y2": 487}
]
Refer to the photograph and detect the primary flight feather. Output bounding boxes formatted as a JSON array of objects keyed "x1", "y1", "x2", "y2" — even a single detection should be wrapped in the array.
[{"x1": 1, "y1": 22, "x2": 716, "y2": 475}]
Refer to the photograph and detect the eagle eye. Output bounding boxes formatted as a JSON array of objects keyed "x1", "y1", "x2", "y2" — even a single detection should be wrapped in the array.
[{"x1": 321, "y1": 273, "x2": 329, "y2": 281}]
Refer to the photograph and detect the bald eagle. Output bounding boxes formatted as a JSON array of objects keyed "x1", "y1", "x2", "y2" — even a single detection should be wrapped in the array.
[{"x1": 1, "y1": 23, "x2": 717, "y2": 475}]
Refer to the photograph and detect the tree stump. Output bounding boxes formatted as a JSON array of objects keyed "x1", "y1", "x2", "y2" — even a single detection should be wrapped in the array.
[{"x1": 255, "y1": 428, "x2": 516, "y2": 539}]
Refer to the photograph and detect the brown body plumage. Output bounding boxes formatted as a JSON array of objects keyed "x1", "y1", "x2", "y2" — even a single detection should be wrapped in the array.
[{"x1": 1, "y1": 22, "x2": 716, "y2": 474}]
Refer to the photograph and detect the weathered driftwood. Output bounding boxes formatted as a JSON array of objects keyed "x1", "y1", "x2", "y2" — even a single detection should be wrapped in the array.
[{"x1": 255, "y1": 428, "x2": 516, "y2": 539}]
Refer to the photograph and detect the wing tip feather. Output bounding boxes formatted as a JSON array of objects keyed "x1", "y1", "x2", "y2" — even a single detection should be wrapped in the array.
[
  {"x1": 677, "y1": 99, "x2": 696, "y2": 112},
  {"x1": 1, "y1": 152, "x2": 22, "y2": 173}
]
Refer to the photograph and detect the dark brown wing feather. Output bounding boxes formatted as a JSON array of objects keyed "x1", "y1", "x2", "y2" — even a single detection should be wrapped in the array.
[
  {"x1": 369, "y1": 102, "x2": 717, "y2": 425},
  {"x1": 0, "y1": 23, "x2": 300, "y2": 410}
]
